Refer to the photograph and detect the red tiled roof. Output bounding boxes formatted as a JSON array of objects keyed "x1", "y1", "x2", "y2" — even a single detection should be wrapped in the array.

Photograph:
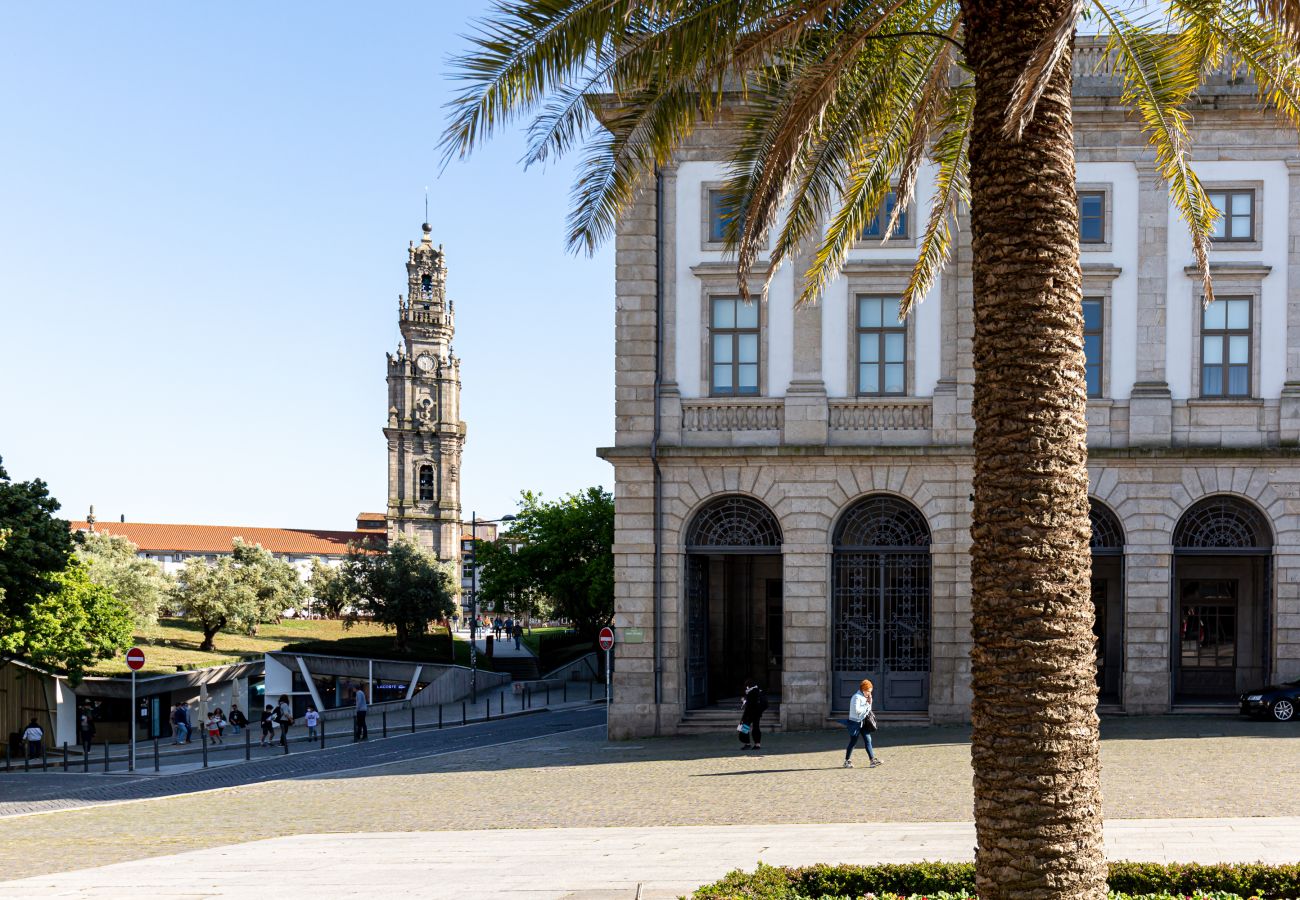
[{"x1": 69, "y1": 521, "x2": 384, "y2": 556}]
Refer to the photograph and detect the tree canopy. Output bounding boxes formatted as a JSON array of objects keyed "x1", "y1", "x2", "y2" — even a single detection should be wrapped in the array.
[
  {"x1": 75, "y1": 531, "x2": 172, "y2": 629},
  {"x1": 478, "y1": 488, "x2": 613, "y2": 641},
  {"x1": 0, "y1": 560, "x2": 133, "y2": 682},
  {"x1": 170, "y1": 539, "x2": 306, "y2": 651},
  {"x1": 306, "y1": 557, "x2": 349, "y2": 619},
  {"x1": 0, "y1": 457, "x2": 73, "y2": 623},
  {"x1": 337, "y1": 538, "x2": 457, "y2": 653}
]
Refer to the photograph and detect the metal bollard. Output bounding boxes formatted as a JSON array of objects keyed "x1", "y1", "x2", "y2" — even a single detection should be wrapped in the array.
[
  {"x1": 438, "y1": 705, "x2": 443, "y2": 729},
  {"x1": 564, "y1": 681, "x2": 569, "y2": 702},
  {"x1": 62, "y1": 742, "x2": 68, "y2": 771},
  {"x1": 154, "y1": 736, "x2": 160, "y2": 773},
  {"x1": 521, "y1": 690, "x2": 525, "y2": 711},
  {"x1": 24, "y1": 749, "x2": 30, "y2": 772},
  {"x1": 382, "y1": 711, "x2": 388, "y2": 738},
  {"x1": 462, "y1": 701, "x2": 466, "y2": 725},
  {"x1": 283, "y1": 733, "x2": 289, "y2": 755},
  {"x1": 103, "y1": 741, "x2": 109, "y2": 773},
  {"x1": 410, "y1": 706, "x2": 416, "y2": 734},
  {"x1": 499, "y1": 694, "x2": 504, "y2": 716},
  {"x1": 83, "y1": 743, "x2": 89, "y2": 773},
  {"x1": 320, "y1": 721, "x2": 326, "y2": 750},
  {"x1": 546, "y1": 685, "x2": 551, "y2": 706},
  {"x1": 245, "y1": 727, "x2": 251, "y2": 761},
  {"x1": 589, "y1": 681, "x2": 593, "y2": 701},
  {"x1": 202, "y1": 729, "x2": 209, "y2": 768},
  {"x1": 42, "y1": 744, "x2": 48, "y2": 771},
  {"x1": 4, "y1": 744, "x2": 9, "y2": 772}
]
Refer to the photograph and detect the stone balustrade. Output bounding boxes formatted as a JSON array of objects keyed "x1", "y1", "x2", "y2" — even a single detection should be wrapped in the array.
[
  {"x1": 828, "y1": 398, "x2": 933, "y2": 432},
  {"x1": 681, "y1": 399, "x2": 784, "y2": 433}
]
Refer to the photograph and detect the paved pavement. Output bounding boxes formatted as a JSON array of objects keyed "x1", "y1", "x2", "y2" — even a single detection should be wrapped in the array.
[
  {"x1": 0, "y1": 706, "x2": 604, "y2": 817},
  {"x1": 0, "y1": 713, "x2": 1296, "y2": 888},
  {"x1": 2, "y1": 818, "x2": 1297, "y2": 899}
]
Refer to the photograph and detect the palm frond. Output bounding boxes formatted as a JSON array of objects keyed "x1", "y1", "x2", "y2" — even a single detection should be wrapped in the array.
[
  {"x1": 1095, "y1": 2, "x2": 1217, "y2": 303},
  {"x1": 900, "y1": 76, "x2": 973, "y2": 317},
  {"x1": 1254, "y1": 0, "x2": 1300, "y2": 47},
  {"x1": 1005, "y1": 0, "x2": 1089, "y2": 139}
]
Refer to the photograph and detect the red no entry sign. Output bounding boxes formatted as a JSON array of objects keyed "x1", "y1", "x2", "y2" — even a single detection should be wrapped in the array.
[
  {"x1": 598, "y1": 627, "x2": 615, "y2": 651},
  {"x1": 125, "y1": 647, "x2": 146, "y2": 671}
]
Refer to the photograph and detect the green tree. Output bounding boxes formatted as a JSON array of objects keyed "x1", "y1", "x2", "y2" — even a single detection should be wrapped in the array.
[
  {"x1": 75, "y1": 531, "x2": 171, "y2": 629},
  {"x1": 0, "y1": 560, "x2": 133, "y2": 681},
  {"x1": 480, "y1": 489, "x2": 613, "y2": 642},
  {"x1": 307, "y1": 557, "x2": 349, "y2": 619},
  {"x1": 171, "y1": 539, "x2": 306, "y2": 651},
  {"x1": 0, "y1": 457, "x2": 73, "y2": 622},
  {"x1": 337, "y1": 537, "x2": 457, "y2": 653},
  {"x1": 475, "y1": 535, "x2": 546, "y2": 621},
  {"x1": 444, "y1": 5, "x2": 1300, "y2": 895}
]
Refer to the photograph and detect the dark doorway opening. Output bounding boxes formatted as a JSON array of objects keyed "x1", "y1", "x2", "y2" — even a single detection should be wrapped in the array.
[
  {"x1": 684, "y1": 496, "x2": 783, "y2": 711},
  {"x1": 1172, "y1": 496, "x2": 1272, "y2": 704},
  {"x1": 1089, "y1": 499, "x2": 1124, "y2": 705}
]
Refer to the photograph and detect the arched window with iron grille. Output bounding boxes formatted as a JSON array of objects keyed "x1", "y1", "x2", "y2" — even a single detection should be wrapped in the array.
[
  {"x1": 831, "y1": 495, "x2": 931, "y2": 713},
  {"x1": 1089, "y1": 499, "x2": 1125, "y2": 704}
]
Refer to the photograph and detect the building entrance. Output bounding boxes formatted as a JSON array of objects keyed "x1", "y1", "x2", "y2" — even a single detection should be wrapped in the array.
[
  {"x1": 684, "y1": 496, "x2": 783, "y2": 711},
  {"x1": 1090, "y1": 500, "x2": 1124, "y2": 704},
  {"x1": 831, "y1": 496, "x2": 931, "y2": 713},
  {"x1": 1172, "y1": 496, "x2": 1272, "y2": 703}
]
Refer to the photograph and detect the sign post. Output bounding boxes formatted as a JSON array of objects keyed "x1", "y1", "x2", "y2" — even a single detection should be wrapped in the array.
[
  {"x1": 598, "y1": 627, "x2": 615, "y2": 732},
  {"x1": 125, "y1": 647, "x2": 145, "y2": 772}
]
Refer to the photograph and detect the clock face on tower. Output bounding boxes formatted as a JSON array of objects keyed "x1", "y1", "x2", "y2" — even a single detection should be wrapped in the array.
[{"x1": 416, "y1": 354, "x2": 434, "y2": 373}]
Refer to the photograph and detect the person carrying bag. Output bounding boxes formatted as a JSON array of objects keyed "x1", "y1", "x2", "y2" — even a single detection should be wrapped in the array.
[{"x1": 843, "y1": 678, "x2": 882, "y2": 768}]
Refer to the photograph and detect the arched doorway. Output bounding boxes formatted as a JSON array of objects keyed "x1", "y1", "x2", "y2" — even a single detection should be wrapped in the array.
[
  {"x1": 1172, "y1": 496, "x2": 1272, "y2": 703},
  {"x1": 684, "y1": 496, "x2": 783, "y2": 710},
  {"x1": 1089, "y1": 499, "x2": 1124, "y2": 704},
  {"x1": 831, "y1": 495, "x2": 931, "y2": 712}
]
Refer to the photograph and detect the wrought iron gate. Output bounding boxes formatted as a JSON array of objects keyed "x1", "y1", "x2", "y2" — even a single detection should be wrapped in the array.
[
  {"x1": 832, "y1": 496, "x2": 931, "y2": 712},
  {"x1": 686, "y1": 556, "x2": 709, "y2": 710}
]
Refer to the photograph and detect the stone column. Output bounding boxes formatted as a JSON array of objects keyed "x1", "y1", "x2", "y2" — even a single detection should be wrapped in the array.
[
  {"x1": 1129, "y1": 159, "x2": 1174, "y2": 447},
  {"x1": 784, "y1": 243, "x2": 829, "y2": 445},
  {"x1": 1280, "y1": 158, "x2": 1300, "y2": 444}
]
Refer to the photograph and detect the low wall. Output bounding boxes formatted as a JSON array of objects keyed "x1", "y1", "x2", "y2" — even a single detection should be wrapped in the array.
[
  {"x1": 542, "y1": 652, "x2": 600, "y2": 682},
  {"x1": 266, "y1": 653, "x2": 510, "y2": 716}
]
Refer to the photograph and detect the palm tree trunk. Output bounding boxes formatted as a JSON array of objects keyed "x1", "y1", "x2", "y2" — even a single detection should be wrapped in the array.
[{"x1": 963, "y1": 2, "x2": 1106, "y2": 897}]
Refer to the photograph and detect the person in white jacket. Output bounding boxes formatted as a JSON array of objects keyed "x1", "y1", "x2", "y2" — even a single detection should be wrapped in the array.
[{"x1": 844, "y1": 679, "x2": 881, "y2": 768}]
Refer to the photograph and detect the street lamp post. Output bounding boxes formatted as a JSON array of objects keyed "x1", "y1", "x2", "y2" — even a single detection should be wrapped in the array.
[{"x1": 468, "y1": 511, "x2": 515, "y2": 703}]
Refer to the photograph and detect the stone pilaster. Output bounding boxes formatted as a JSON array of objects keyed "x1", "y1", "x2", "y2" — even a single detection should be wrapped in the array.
[
  {"x1": 784, "y1": 243, "x2": 829, "y2": 445},
  {"x1": 1129, "y1": 159, "x2": 1173, "y2": 447},
  {"x1": 1280, "y1": 158, "x2": 1300, "y2": 444}
]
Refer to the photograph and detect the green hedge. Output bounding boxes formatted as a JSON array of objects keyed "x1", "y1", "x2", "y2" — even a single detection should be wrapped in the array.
[{"x1": 691, "y1": 863, "x2": 1300, "y2": 899}]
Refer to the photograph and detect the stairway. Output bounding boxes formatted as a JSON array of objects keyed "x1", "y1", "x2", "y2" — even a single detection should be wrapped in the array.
[
  {"x1": 490, "y1": 655, "x2": 540, "y2": 681},
  {"x1": 679, "y1": 701, "x2": 783, "y2": 734}
]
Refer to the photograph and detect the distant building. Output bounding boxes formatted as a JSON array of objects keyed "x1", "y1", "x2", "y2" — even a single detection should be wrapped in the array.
[{"x1": 69, "y1": 510, "x2": 385, "y2": 580}]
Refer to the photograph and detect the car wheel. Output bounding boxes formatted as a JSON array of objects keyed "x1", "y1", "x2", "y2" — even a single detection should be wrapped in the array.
[{"x1": 1271, "y1": 699, "x2": 1295, "y2": 722}]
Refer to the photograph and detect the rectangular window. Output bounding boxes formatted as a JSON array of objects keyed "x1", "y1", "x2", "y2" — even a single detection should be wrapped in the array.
[
  {"x1": 861, "y1": 191, "x2": 908, "y2": 240},
  {"x1": 707, "y1": 189, "x2": 739, "y2": 243},
  {"x1": 1207, "y1": 190, "x2": 1255, "y2": 242},
  {"x1": 710, "y1": 295, "x2": 760, "y2": 396},
  {"x1": 856, "y1": 295, "x2": 906, "y2": 395},
  {"x1": 1082, "y1": 297, "x2": 1104, "y2": 398},
  {"x1": 1079, "y1": 192, "x2": 1105, "y2": 244},
  {"x1": 1201, "y1": 296, "x2": 1251, "y2": 397}
]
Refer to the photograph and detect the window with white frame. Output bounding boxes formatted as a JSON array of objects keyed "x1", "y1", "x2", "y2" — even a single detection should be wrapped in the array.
[
  {"x1": 1201, "y1": 296, "x2": 1252, "y2": 398},
  {"x1": 856, "y1": 295, "x2": 906, "y2": 395},
  {"x1": 1208, "y1": 189, "x2": 1256, "y2": 243},
  {"x1": 709, "y1": 295, "x2": 760, "y2": 396},
  {"x1": 1082, "y1": 297, "x2": 1104, "y2": 398}
]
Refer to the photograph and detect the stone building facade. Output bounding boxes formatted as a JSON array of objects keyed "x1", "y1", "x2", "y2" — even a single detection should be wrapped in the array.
[
  {"x1": 385, "y1": 224, "x2": 466, "y2": 562},
  {"x1": 600, "y1": 39, "x2": 1300, "y2": 737}
]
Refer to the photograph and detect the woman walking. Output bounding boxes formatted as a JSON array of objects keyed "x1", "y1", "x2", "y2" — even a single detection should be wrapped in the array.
[
  {"x1": 737, "y1": 679, "x2": 768, "y2": 751},
  {"x1": 844, "y1": 679, "x2": 882, "y2": 768}
]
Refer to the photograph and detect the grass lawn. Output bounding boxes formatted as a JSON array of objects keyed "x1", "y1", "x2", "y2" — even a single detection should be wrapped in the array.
[{"x1": 88, "y1": 618, "x2": 482, "y2": 677}]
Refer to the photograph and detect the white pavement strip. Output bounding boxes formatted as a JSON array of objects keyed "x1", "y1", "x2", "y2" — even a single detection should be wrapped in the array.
[{"x1": 1, "y1": 818, "x2": 1297, "y2": 900}]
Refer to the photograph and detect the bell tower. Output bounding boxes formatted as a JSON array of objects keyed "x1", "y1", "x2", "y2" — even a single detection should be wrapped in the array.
[{"x1": 384, "y1": 222, "x2": 465, "y2": 561}]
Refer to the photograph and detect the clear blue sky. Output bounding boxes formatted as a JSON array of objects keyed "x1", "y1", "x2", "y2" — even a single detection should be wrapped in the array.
[{"x1": 0, "y1": 2, "x2": 615, "y2": 530}]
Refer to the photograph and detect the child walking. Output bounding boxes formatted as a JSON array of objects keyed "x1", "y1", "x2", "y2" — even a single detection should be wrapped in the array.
[{"x1": 305, "y1": 706, "x2": 319, "y2": 740}]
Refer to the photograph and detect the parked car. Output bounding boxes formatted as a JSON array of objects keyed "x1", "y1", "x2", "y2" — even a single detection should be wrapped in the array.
[{"x1": 1240, "y1": 678, "x2": 1300, "y2": 721}]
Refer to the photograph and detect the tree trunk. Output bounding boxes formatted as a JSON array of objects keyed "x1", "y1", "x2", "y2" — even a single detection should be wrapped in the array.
[
  {"x1": 963, "y1": 2, "x2": 1106, "y2": 897},
  {"x1": 199, "y1": 620, "x2": 223, "y2": 653}
]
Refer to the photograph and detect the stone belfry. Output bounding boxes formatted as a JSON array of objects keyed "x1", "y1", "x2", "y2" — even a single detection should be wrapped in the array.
[{"x1": 384, "y1": 222, "x2": 465, "y2": 561}]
